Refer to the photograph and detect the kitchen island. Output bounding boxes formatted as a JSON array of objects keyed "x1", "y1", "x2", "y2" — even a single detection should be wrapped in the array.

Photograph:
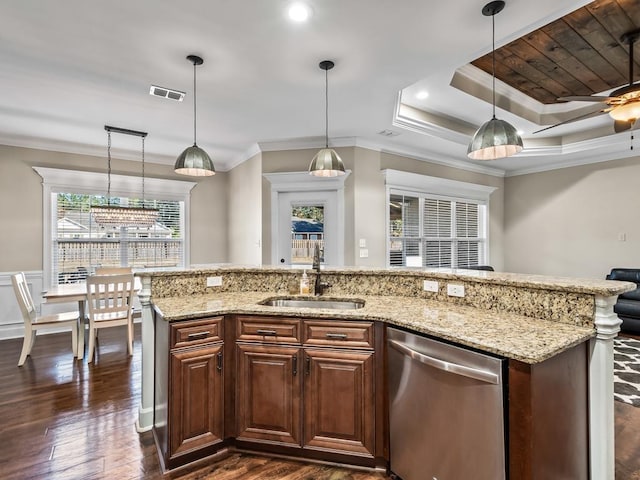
[{"x1": 136, "y1": 266, "x2": 634, "y2": 479}]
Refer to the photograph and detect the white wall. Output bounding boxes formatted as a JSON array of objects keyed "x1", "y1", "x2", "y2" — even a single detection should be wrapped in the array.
[
  {"x1": 504, "y1": 154, "x2": 640, "y2": 279},
  {"x1": 228, "y1": 152, "x2": 262, "y2": 265}
]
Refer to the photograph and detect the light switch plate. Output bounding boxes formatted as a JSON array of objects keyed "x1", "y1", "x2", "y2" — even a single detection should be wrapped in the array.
[
  {"x1": 207, "y1": 276, "x2": 223, "y2": 287},
  {"x1": 359, "y1": 238, "x2": 367, "y2": 248},
  {"x1": 447, "y1": 283, "x2": 465, "y2": 297},
  {"x1": 359, "y1": 248, "x2": 369, "y2": 258},
  {"x1": 423, "y1": 280, "x2": 439, "y2": 292}
]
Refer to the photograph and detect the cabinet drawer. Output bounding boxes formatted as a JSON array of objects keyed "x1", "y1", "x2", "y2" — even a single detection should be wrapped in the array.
[
  {"x1": 236, "y1": 316, "x2": 301, "y2": 344},
  {"x1": 303, "y1": 320, "x2": 374, "y2": 349},
  {"x1": 170, "y1": 317, "x2": 224, "y2": 349}
]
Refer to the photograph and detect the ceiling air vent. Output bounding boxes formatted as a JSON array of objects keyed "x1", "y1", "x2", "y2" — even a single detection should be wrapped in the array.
[
  {"x1": 378, "y1": 129, "x2": 400, "y2": 137},
  {"x1": 149, "y1": 85, "x2": 185, "y2": 101}
]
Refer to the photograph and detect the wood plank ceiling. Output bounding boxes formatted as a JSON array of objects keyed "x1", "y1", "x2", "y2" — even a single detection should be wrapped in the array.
[{"x1": 471, "y1": 0, "x2": 640, "y2": 104}]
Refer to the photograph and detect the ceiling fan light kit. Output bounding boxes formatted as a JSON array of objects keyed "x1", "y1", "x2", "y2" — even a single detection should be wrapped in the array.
[
  {"x1": 309, "y1": 60, "x2": 346, "y2": 177},
  {"x1": 467, "y1": 1, "x2": 523, "y2": 161},
  {"x1": 174, "y1": 54, "x2": 215, "y2": 177}
]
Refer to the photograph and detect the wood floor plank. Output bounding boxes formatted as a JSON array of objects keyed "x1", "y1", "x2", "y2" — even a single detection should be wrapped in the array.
[{"x1": 0, "y1": 326, "x2": 638, "y2": 479}]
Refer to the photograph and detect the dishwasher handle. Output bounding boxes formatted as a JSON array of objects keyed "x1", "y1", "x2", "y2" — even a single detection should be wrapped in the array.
[{"x1": 388, "y1": 339, "x2": 500, "y2": 385}]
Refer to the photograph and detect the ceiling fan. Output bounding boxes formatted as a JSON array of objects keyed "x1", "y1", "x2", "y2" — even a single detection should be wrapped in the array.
[{"x1": 534, "y1": 28, "x2": 640, "y2": 134}]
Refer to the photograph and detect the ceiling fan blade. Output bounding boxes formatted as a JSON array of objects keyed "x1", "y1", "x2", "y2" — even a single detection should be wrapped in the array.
[
  {"x1": 614, "y1": 119, "x2": 634, "y2": 133},
  {"x1": 557, "y1": 96, "x2": 614, "y2": 103},
  {"x1": 533, "y1": 109, "x2": 609, "y2": 134}
]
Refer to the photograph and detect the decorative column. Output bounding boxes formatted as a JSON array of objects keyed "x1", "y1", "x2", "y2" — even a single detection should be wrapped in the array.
[
  {"x1": 136, "y1": 275, "x2": 155, "y2": 432},
  {"x1": 589, "y1": 295, "x2": 621, "y2": 480}
]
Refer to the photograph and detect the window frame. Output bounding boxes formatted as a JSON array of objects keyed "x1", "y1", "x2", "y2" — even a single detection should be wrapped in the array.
[
  {"x1": 34, "y1": 167, "x2": 196, "y2": 288},
  {"x1": 383, "y1": 169, "x2": 496, "y2": 268}
]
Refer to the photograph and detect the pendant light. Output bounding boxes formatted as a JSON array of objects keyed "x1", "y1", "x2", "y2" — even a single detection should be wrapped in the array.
[
  {"x1": 467, "y1": 1, "x2": 523, "y2": 161},
  {"x1": 91, "y1": 126, "x2": 159, "y2": 227},
  {"x1": 309, "y1": 60, "x2": 346, "y2": 177},
  {"x1": 174, "y1": 55, "x2": 215, "y2": 176}
]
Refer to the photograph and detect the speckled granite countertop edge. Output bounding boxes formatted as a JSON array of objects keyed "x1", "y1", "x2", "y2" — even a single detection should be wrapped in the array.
[
  {"x1": 137, "y1": 266, "x2": 635, "y2": 297},
  {"x1": 152, "y1": 292, "x2": 596, "y2": 364}
]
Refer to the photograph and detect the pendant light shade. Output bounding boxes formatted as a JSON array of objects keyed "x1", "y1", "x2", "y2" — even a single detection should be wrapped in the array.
[
  {"x1": 174, "y1": 55, "x2": 215, "y2": 177},
  {"x1": 467, "y1": 1, "x2": 523, "y2": 161},
  {"x1": 309, "y1": 60, "x2": 345, "y2": 177}
]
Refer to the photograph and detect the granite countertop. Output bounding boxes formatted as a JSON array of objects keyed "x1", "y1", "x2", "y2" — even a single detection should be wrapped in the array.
[
  {"x1": 152, "y1": 291, "x2": 595, "y2": 364},
  {"x1": 138, "y1": 265, "x2": 635, "y2": 297}
]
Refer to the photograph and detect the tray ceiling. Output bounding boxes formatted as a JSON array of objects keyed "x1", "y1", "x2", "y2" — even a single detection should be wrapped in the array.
[{"x1": 471, "y1": 0, "x2": 640, "y2": 105}]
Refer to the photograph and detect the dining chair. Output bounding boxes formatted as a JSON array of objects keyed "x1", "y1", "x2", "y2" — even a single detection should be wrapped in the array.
[
  {"x1": 85, "y1": 273, "x2": 135, "y2": 363},
  {"x1": 11, "y1": 272, "x2": 79, "y2": 367},
  {"x1": 95, "y1": 267, "x2": 133, "y2": 275}
]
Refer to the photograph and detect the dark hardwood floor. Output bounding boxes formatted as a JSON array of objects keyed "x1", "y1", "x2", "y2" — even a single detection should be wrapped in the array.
[{"x1": 0, "y1": 326, "x2": 638, "y2": 479}]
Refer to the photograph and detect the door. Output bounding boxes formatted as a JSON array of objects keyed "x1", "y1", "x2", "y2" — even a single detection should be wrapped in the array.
[
  {"x1": 236, "y1": 344, "x2": 302, "y2": 447},
  {"x1": 277, "y1": 191, "x2": 340, "y2": 266},
  {"x1": 303, "y1": 348, "x2": 375, "y2": 456},
  {"x1": 169, "y1": 343, "x2": 224, "y2": 459}
]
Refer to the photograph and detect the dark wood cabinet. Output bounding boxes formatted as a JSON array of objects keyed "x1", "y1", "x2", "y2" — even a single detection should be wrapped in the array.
[
  {"x1": 235, "y1": 343, "x2": 302, "y2": 446},
  {"x1": 154, "y1": 315, "x2": 225, "y2": 470},
  {"x1": 234, "y1": 316, "x2": 377, "y2": 461},
  {"x1": 169, "y1": 343, "x2": 224, "y2": 457},
  {"x1": 303, "y1": 348, "x2": 375, "y2": 456}
]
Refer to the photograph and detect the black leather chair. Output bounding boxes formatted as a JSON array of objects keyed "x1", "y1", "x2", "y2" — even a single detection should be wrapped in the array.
[
  {"x1": 606, "y1": 268, "x2": 640, "y2": 334},
  {"x1": 463, "y1": 265, "x2": 495, "y2": 271}
]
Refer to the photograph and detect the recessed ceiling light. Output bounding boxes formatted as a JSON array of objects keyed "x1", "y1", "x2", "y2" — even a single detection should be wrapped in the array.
[
  {"x1": 149, "y1": 85, "x2": 185, "y2": 101},
  {"x1": 517, "y1": 130, "x2": 524, "y2": 135},
  {"x1": 287, "y1": 2, "x2": 312, "y2": 22},
  {"x1": 416, "y1": 90, "x2": 429, "y2": 100}
]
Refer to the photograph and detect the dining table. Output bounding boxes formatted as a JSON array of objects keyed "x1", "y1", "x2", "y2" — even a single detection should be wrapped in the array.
[{"x1": 42, "y1": 278, "x2": 141, "y2": 360}]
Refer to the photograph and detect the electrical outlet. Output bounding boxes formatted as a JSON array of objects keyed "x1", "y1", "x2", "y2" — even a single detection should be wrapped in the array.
[
  {"x1": 423, "y1": 280, "x2": 439, "y2": 292},
  {"x1": 206, "y1": 276, "x2": 223, "y2": 287},
  {"x1": 447, "y1": 283, "x2": 465, "y2": 297}
]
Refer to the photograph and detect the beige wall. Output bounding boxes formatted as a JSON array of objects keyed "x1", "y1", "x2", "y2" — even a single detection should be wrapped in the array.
[
  {"x1": 380, "y1": 152, "x2": 505, "y2": 270},
  {"x1": 504, "y1": 155, "x2": 640, "y2": 279},
  {"x1": 259, "y1": 146, "x2": 504, "y2": 269},
  {"x1": 0, "y1": 145, "x2": 227, "y2": 272},
  {"x1": 261, "y1": 147, "x2": 355, "y2": 265},
  {"x1": 228, "y1": 152, "x2": 262, "y2": 265}
]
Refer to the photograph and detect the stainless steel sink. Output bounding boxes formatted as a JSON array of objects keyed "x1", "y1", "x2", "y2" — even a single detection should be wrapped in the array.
[{"x1": 259, "y1": 297, "x2": 365, "y2": 310}]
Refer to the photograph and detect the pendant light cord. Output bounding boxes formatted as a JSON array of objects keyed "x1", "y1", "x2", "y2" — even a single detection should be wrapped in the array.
[
  {"x1": 141, "y1": 136, "x2": 146, "y2": 207},
  {"x1": 325, "y1": 66, "x2": 329, "y2": 148},
  {"x1": 107, "y1": 130, "x2": 112, "y2": 205},
  {"x1": 193, "y1": 61, "x2": 197, "y2": 146},
  {"x1": 492, "y1": 11, "x2": 496, "y2": 119}
]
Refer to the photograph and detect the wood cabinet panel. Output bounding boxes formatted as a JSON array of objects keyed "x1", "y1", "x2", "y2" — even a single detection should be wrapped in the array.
[
  {"x1": 236, "y1": 316, "x2": 301, "y2": 344},
  {"x1": 303, "y1": 320, "x2": 374, "y2": 349},
  {"x1": 170, "y1": 316, "x2": 224, "y2": 349},
  {"x1": 303, "y1": 348, "x2": 375, "y2": 456},
  {"x1": 236, "y1": 343, "x2": 302, "y2": 447},
  {"x1": 169, "y1": 344, "x2": 224, "y2": 458}
]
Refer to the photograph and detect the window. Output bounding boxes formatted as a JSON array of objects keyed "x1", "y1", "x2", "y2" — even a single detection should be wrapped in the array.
[
  {"x1": 389, "y1": 193, "x2": 486, "y2": 268},
  {"x1": 384, "y1": 170, "x2": 495, "y2": 269},
  {"x1": 34, "y1": 167, "x2": 196, "y2": 287},
  {"x1": 53, "y1": 193, "x2": 184, "y2": 284}
]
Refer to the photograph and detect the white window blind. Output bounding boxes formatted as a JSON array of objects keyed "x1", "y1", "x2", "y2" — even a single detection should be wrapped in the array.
[
  {"x1": 53, "y1": 192, "x2": 184, "y2": 284},
  {"x1": 389, "y1": 192, "x2": 487, "y2": 268}
]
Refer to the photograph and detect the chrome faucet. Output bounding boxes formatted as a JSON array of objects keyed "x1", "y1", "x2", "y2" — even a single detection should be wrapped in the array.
[{"x1": 312, "y1": 243, "x2": 331, "y2": 296}]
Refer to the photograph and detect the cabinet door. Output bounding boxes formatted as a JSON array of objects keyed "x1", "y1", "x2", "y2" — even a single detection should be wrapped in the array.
[
  {"x1": 236, "y1": 344, "x2": 302, "y2": 447},
  {"x1": 169, "y1": 344, "x2": 224, "y2": 458},
  {"x1": 303, "y1": 349, "x2": 375, "y2": 456}
]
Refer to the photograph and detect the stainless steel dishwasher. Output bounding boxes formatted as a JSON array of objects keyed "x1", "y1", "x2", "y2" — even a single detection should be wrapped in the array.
[{"x1": 387, "y1": 327, "x2": 506, "y2": 480}]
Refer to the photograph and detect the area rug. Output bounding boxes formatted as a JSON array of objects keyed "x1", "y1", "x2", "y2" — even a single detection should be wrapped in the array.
[{"x1": 614, "y1": 337, "x2": 640, "y2": 407}]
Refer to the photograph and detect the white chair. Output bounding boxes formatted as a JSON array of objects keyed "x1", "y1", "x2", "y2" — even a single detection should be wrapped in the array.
[
  {"x1": 11, "y1": 272, "x2": 79, "y2": 367},
  {"x1": 86, "y1": 273, "x2": 135, "y2": 363}
]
